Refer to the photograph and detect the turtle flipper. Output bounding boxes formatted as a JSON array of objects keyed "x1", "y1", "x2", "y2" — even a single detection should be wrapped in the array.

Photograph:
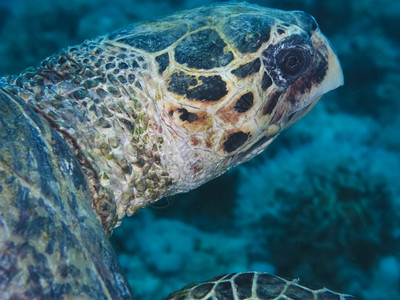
[{"x1": 0, "y1": 88, "x2": 132, "y2": 299}]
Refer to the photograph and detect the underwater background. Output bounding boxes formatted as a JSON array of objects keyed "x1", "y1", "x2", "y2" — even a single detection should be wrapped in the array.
[{"x1": 1, "y1": 0, "x2": 399, "y2": 299}]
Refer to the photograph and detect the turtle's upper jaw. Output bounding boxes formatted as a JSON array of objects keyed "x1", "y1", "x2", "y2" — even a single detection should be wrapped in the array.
[{"x1": 314, "y1": 31, "x2": 344, "y2": 95}]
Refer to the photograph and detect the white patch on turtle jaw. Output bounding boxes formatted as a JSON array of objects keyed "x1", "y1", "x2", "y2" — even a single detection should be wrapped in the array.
[{"x1": 299, "y1": 30, "x2": 343, "y2": 111}]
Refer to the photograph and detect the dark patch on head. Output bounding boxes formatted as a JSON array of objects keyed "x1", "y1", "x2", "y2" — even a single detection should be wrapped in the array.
[
  {"x1": 215, "y1": 281, "x2": 234, "y2": 299},
  {"x1": 256, "y1": 274, "x2": 286, "y2": 298},
  {"x1": 263, "y1": 91, "x2": 282, "y2": 115},
  {"x1": 312, "y1": 51, "x2": 328, "y2": 84},
  {"x1": 168, "y1": 72, "x2": 198, "y2": 95},
  {"x1": 174, "y1": 29, "x2": 234, "y2": 69},
  {"x1": 155, "y1": 53, "x2": 170, "y2": 74},
  {"x1": 234, "y1": 92, "x2": 254, "y2": 113},
  {"x1": 222, "y1": 14, "x2": 273, "y2": 53},
  {"x1": 192, "y1": 283, "x2": 214, "y2": 298},
  {"x1": 178, "y1": 108, "x2": 199, "y2": 123},
  {"x1": 168, "y1": 110, "x2": 174, "y2": 116},
  {"x1": 262, "y1": 72, "x2": 273, "y2": 90},
  {"x1": 231, "y1": 59, "x2": 261, "y2": 78},
  {"x1": 168, "y1": 73, "x2": 227, "y2": 101},
  {"x1": 234, "y1": 273, "x2": 254, "y2": 299},
  {"x1": 186, "y1": 76, "x2": 227, "y2": 102},
  {"x1": 223, "y1": 131, "x2": 250, "y2": 153},
  {"x1": 117, "y1": 23, "x2": 188, "y2": 52}
]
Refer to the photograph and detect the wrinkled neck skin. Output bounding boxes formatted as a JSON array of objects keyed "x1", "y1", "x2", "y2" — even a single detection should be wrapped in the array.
[{"x1": 2, "y1": 37, "x2": 233, "y2": 233}]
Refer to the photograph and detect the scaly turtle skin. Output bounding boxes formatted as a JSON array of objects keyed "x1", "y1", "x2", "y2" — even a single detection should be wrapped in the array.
[{"x1": 0, "y1": 2, "x2": 345, "y2": 299}]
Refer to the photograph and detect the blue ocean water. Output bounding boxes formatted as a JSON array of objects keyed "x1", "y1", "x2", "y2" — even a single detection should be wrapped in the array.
[{"x1": 1, "y1": 0, "x2": 399, "y2": 299}]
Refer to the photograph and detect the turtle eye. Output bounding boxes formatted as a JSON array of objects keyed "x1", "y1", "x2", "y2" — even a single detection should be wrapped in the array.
[
  {"x1": 261, "y1": 34, "x2": 314, "y2": 88},
  {"x1": 277, "y1": 48, "x2": 310, "y2": 78}
]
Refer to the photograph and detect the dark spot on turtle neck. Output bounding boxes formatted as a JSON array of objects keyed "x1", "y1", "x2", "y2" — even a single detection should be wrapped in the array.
[{"x1": 223, "y1": 131, "x2": 250, "y2": 153}]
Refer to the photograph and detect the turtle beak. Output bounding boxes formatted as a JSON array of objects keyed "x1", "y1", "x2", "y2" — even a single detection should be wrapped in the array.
[
  {"x1": 308, "y1": 30, "x2": 344, "y2": 105},
  {"x1": 320, "y1": 33, "x2": 343, "y2": 91}
]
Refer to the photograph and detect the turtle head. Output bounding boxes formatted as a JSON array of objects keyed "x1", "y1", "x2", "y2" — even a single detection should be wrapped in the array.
[
  {"x1": 232, "y1": 10, "x2": 344, "y2": 165},
  {"x1": 159, "y1": 4, "x2": 343, "y2": 194}
]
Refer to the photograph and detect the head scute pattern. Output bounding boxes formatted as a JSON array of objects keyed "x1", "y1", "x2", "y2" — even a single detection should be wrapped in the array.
[{"x1": 71, "y1": 2, "x2": 343, "y2": 217}]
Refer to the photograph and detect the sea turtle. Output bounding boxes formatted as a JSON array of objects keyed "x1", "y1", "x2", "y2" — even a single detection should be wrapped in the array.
[{"x1": 0, "y1": 2, "x2": 347, "y2": 299}]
